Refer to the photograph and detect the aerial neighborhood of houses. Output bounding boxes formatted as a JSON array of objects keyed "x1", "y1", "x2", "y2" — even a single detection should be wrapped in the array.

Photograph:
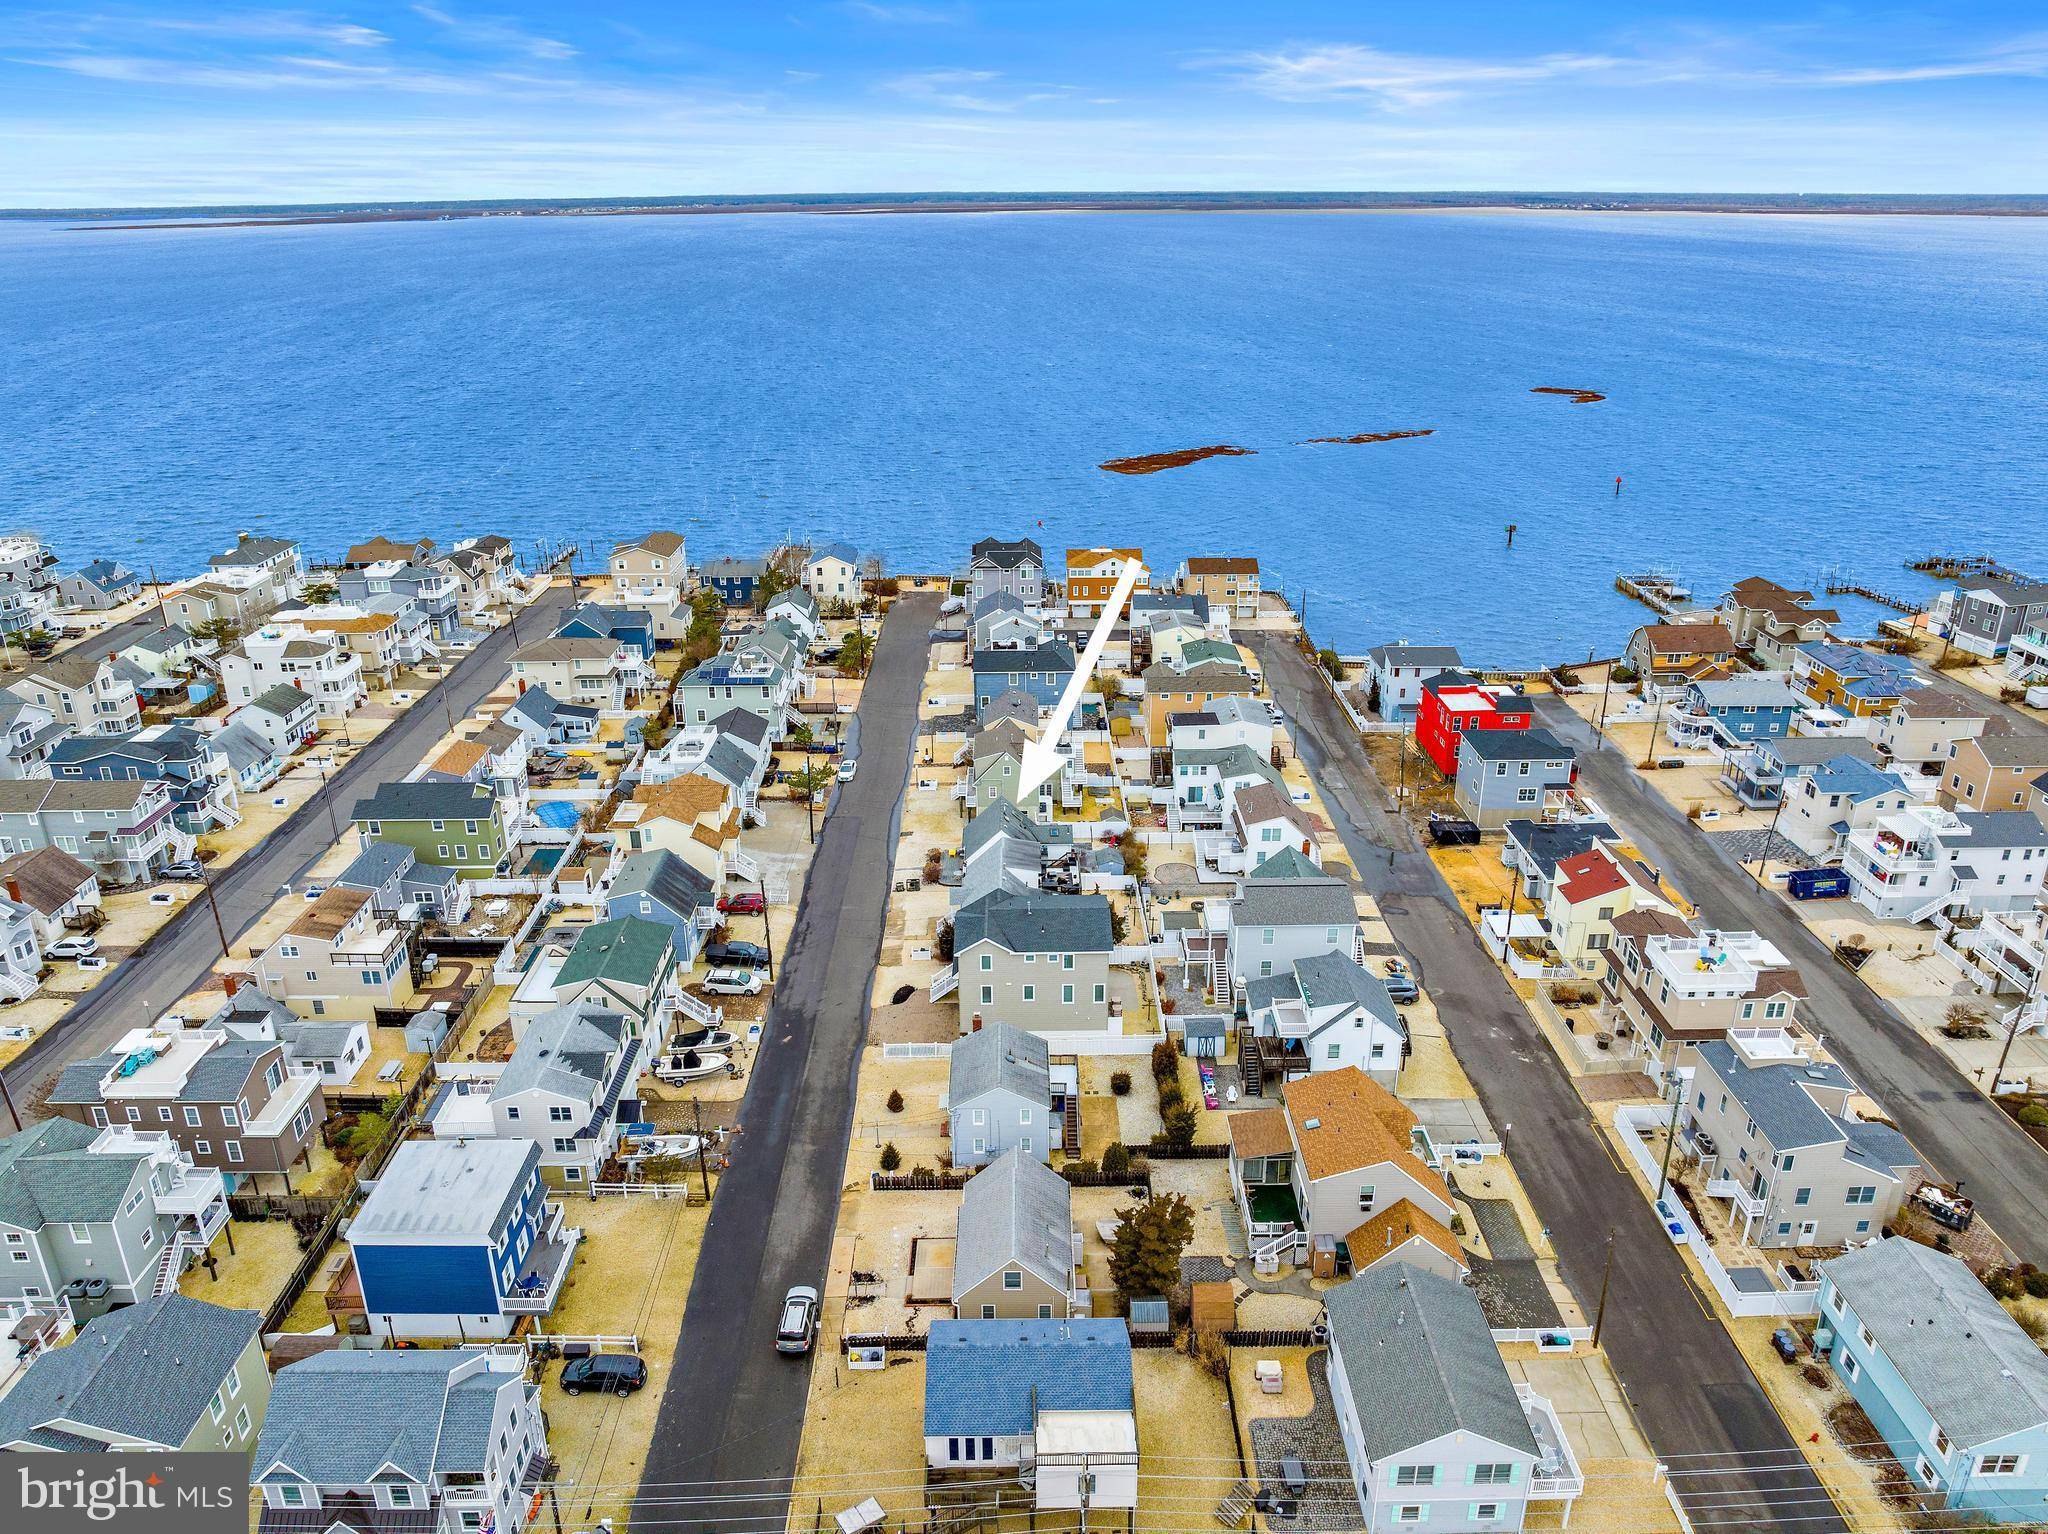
[{"x1": 5, "y1": 536, "x2": 2048, "y2": 1534}]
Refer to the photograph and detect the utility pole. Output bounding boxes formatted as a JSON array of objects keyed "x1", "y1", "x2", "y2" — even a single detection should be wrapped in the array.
[
  {"x1": 315, "y1": 755, "x2": 342, "y2": 844},
  {"x1": 1992, "y1": 959, "x2": 2045, "y2": 1094},
  {"x1": 690, "y1": 1099, "x2": 711, "y2": 1201},
  {"x1": 0, "y1": 1069, "x2": 20, "y2": 1133},
  {"x1": 1593, "y1": 666, "x2": 1613, "y2": 744},
  {"x1": 1592, "y1": 1227, "x2": 1617, "y2": 1346},
  {"x1": 1654, "y1": 1077, "x2": 1686, "y2": 1202},
  {"x1": 198, "y1": 863, "x2": 232, "y2": 962},
  {"x1": 1751, "y1": 787, "x2": 1790, "y2": 885},
  {"x1": 1496, "y1": 874, "x2": 1521, "y2": 963},
  {"x1": 1639, "y1": 692, "x2": 1665, "y2": 770}
]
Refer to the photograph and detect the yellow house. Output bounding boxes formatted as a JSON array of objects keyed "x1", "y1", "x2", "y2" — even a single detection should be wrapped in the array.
[
  {"x1": 616, "y1": 774, "x2": 739, "y2": 885},
  {"x1": 1541, "y1": 845, "x2": 1676, "y2": 976}
]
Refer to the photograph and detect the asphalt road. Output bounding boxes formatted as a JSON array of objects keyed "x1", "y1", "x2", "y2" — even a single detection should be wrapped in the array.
[
  {"x1": 0, "y1": 584, "x2": 576, "y2": 1120},
  {"x1": 1248, "y1": 634, "x2": 1841, "y2": 1534},
  {"x1": 1537, "y1": 693, "x2": 2048, "y2": 1266},
  {"x1": 634, "y1": 593, "x2": 937, "y2": 1533}
]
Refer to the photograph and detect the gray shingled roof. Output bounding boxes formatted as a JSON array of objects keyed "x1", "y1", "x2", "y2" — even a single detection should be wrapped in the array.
[
  {"x1": 609, "y1": 848, "x2": 713, "y2": 917},
  {"x1": 1248, "y1": 847, "x2": 1322, "y2": 882},
  {"x1": 493, "y1": 1002, "x2": 625, "y2": 1102},
  {"x1": 0, "y1": 1118, "x2": 146, "y2": 1229},
  {"x1": 953, "y1": 890, "x2": 1113, "y2": 956},
  {"x1": 254, "y1": 1350, "x2": 516, "y2": 1485},
  {"x1": 1460, "y1": 726, "x2": 1572, "y2": 763},
  {"x1": 961, "y1": 800, "x2": 1071, "y2": 861},
  {"x1": 1820, "y1": 1238, "x2": 2048, "y2": 1449},
  {"x1": 1503, "y1": 819, "x2": 1618, "y2": 877},
  {"x1": 0, "y1": 1295, "x2": 259, "y2": 1451},
  {"x1": 1324, "y1": 1261, "x2": 1539, "y2": 1464},
  {"x1": 1695, "y1": 1041, "x2": 1916, "y2": 1173},
  {"x1": 949, "y1": 1022, "x2": 1051, "y2": 1111},
  {"x1": 1232, "y1": 877, "x2": 1356, "y2": 929},
  {"x1": 248, "y1": 682, "x2": 317, "y2": 719},
  {"x1": 1367, "y1": 644, "x2": 1463, "y2": 669},
  {"x1": 709, "y1": 707, "x2": 771, "y2": 748},
  {"x1": 1951, "y1": 810, "x2": 2048, "y2": 851},
  {"x1": 352, "y1": 779, "x2": 497, "y2": 824},
  {"x1": 953, "y1": 1146, "x2": 1073, "y2": 1304}
]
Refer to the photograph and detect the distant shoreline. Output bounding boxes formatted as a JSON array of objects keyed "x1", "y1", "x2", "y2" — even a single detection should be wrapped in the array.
[{"x1": 7, "y1": 192, "x2": 2045, "y2": 233}]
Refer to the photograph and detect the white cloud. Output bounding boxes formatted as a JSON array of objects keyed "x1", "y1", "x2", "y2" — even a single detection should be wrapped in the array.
[
  {"x1": 842, "y1": 2, "x2": 962, "y2": 23},
  {"x1": 1205, "y1": 43, "x2": 1624, "y2": 109},
  {"x1": 411, "y1": 4, "x2": 576, "y2": 62},
  {"x1": 882, "y1": 67, "x2": 1009, "y2": 111}
]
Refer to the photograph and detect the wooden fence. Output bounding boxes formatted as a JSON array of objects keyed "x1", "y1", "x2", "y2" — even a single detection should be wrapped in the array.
[{"x1": 869, "y1": 1166, "x2": 1152, "y2": 1193}]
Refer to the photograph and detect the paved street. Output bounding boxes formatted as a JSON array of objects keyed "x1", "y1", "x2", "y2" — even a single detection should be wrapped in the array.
[
  {"x1": 635, "y1": 593, "x2": 938, "y2": 1532},
  {"x1": 1248, "y1": 634, "x2": 1840, "y2": 1534},
  {"x1": 0, "y1": 584, "x2": 576, "y2": 1118},
  {"x1": 1538, "y1": 693, "x2": 2048, "y2": 1266}
]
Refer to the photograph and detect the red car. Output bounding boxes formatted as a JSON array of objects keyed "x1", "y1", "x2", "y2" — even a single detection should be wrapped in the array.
[{"x1": 718, "y1": 892, "x2": 767, "y2": 915}]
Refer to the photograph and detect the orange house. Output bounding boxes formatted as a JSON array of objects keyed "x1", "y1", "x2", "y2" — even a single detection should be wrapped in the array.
[{"x1": 1066, "y1": 547, "x2": 1148, "y2": 619}]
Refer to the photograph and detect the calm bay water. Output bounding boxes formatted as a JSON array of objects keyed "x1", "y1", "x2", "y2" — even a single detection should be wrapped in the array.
[{"x1": 2, "y1": 209, "x2": 2044, "y2": 659}]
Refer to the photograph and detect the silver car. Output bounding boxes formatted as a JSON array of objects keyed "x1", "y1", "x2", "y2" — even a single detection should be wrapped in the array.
[{"x1": 776, "y1": 1286, "x2": 819, "y2": 1354}]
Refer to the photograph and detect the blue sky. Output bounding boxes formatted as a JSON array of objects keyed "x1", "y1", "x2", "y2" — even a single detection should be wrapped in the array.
[{"x1": 3, "y1": 3, "x2": 2046, "y2": 205}]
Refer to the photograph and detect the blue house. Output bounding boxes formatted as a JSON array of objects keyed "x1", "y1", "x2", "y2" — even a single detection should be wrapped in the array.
[
  {"x1": 1818, "y1": 1238, "x2": 2048, "y2": 1523},
  {"x1": 972, "y1": 642, "x2": 1077, "y2": 720},
  {"x1": 556, "y1": 603, "x2": 655, "y2": 659},
  {"x1": 56, "y1": 559, "x2": 141, "y2": 612},
  {"x1": 603, "y1": 848, "x2": 715, "y2": 963},
  {"x1": 1679, "y1": 677, "x2": 1804, "y2": 745},
  {"x1": 48, "y1": 724, "x2": 234, "y2": 832},
  {"x1": 348, "y1": 1139, "x2": 578, "y2": 1341},
  {"x1": 922, "y1": 1318, "x2": 1134, "y2": 1483},
  {"x1": 700, "y1": 557, "x2": 767, "y2": 607}
]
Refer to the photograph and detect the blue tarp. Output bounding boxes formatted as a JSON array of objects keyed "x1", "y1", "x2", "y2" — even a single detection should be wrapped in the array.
[{"x1": 534, "y1": 801, "x2": 582, "y2": 830}]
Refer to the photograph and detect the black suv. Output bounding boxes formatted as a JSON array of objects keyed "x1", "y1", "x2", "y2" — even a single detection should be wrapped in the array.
[
  {"x1": 560, "y1": 1354, "x2": 648, "y2": 1396},
  {"x1": 705, "y1": 940, "x2": 770, "y2": 969}
]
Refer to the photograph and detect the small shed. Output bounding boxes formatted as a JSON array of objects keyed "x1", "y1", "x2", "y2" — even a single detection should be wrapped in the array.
[
  {"x1": 1128, "y1": 1298, "x2": 1170, "y2": 1337},
  {"x1": 1178, "y1": 1013, "x2": 1228, "y2": 1059},
  {"x1": 403, "y1": 1006, "x2": 451, "y2": 1055},
  {"x1": 1190, "y1": 1280, "x2": 1236, "y2": 1337}
]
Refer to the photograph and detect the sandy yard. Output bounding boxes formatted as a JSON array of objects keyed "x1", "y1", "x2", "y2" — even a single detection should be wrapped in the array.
[
  {"x1": 540, "y1": 1194, "x2": 711, "y2": 1529},
  {"x1": 178, "y1": 1217, "x2": 303, "y2": 1315},
  {"x1": 1395, "y1": 995, "x2": 1476, "y2": 1099},
  {"x1": 850, "y1": 1051, "x2": 949, "y2": 1178}
]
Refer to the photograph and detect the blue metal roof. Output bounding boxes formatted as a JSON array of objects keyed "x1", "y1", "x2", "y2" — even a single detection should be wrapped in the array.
[{"x1": 923, "y1": 1319, "x2": 1132, "y2": 1437}]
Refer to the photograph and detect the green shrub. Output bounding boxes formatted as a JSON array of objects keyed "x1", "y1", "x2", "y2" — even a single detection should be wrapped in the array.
[
  {"x1": 886, "y1": 1088, "x2": 904, "y2": 1113},
  {"x1": 1102, "y1": 1142, "x2": 1133, "y2": 1177},
  {"x1": 2017, "y1": 1103, "x2": 2048, "y2": 1129},
  {"x1": 1151, "y1": 1038, "x2": 1179, "y2": 1080},
  {"x1": 878, "y1": 1142, "x2": 901, "y2": 1172},
  {"x1": 1110, "y1": 1070, "x2": 1132, "y2": 1096}
]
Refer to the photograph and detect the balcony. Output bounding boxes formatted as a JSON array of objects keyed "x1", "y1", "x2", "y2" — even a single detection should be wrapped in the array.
[
  {"x1": 502, "y1": 1214, "x2": 581, "y2": 1315},
  {"x1": 154, "y1": 1165, "x2": 227, "y2": 1219},
  {"x1": 1517, "y1": 1385, "x2": 1586, "y2": 1503},
  {"x1": 1705, "y1": 1176, "x2": 1769, "y2": 1220},
  {"x1": 244, "y1": 1066, "x2": 323, "y2": 1138}
]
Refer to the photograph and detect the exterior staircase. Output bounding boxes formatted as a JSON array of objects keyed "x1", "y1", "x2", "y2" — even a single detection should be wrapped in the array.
[
  {"x1": 1215, "y1": 1480, "x2": 1256, "y2": 1527},
  {"x1": 727, "y1": 847, "x2": 761, "y2": 882},
  {"x1": 672, "y1": 990, "x2": 723, "y2": 1030},
  {"x1": 930, "y1": 966, "x2": 959, "y2": 1003},
  {"x1": 1237, "y1": 1026, "x2": 1266, "y2": 1097}
]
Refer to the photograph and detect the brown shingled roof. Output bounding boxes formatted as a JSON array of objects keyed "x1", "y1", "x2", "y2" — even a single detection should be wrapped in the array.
[
  {"x1": 1280, "y1": 1068, "x2": 1447, "y2": 1205},
  {"x1": 0, "y1": 846, "x2": 96, "y2": 916},
  {"x1": 1228, "y1": 1109, "x2": 1293, "y2": 1160},
  {"x1": 1346, "y1": 1199, "x2": 1467, "y2": 1275},
  {"x1": 1638, "y1": 622, "x2": 1737, "y2": 655},
  {"x1": 288, "y1": 885, "x2": 371, "y2": 941},
  {"x1": 1185, "y1": 557, "x2": 1258, "y2": 575},
  {"x1": 634, "y1": 774, "x2": 729, "y2": 826}
]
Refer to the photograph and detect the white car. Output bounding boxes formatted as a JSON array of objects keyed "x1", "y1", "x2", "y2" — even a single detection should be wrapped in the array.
[
  {"x1": 44, "y1": 936, "x2": 99, "y2": 961},
  {"x1": 836, "y1": 758, "x2": 858, "y2": 782},
  {"x1": 701, "y1": 968, "x2": 764, "y2": 997}
]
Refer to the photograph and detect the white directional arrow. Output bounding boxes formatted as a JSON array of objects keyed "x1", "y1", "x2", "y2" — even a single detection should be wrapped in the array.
[{"x1": 1016, "y1": 558, "x2": 1142, "y2": 799}]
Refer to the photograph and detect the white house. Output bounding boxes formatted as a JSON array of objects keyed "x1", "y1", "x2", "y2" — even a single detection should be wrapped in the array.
[
  {"x1": 1324, "y1": 1261, "x2": 1580, "y2": 1533},
  {"x1": 1242, "y1": 951, "x2": 1406, "y2": 1092}
]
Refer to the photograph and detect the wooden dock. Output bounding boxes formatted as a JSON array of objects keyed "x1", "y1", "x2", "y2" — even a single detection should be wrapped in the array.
[
  {"x1": 1907, "y1": 553, "x2": 2034, "y2": 583},
  {"x1": 1825, "y1": 581, "x2": 1925, "y2": 616},
  {"x1": 1614, "y1": 571, "x2": 1693, "y2": 616}
]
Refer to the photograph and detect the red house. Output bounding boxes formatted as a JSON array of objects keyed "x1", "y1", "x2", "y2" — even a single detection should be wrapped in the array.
[{"x1": 1417, "y1": 671, "x2": 1533, "y2": 777}]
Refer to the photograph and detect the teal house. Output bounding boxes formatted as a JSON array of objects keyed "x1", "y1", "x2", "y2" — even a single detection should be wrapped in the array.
[{"x1": 1818, "y1": 1238, "x2": 2048, "y2": 1523}]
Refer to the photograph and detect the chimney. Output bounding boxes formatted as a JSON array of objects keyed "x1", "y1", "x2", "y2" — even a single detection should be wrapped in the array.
[
  {"x1": 3, "y1": 878, "x2": 19, "y2": 903},
  {"x1": 223, "y1": 974, "x2": 241, "y2": 998}
]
